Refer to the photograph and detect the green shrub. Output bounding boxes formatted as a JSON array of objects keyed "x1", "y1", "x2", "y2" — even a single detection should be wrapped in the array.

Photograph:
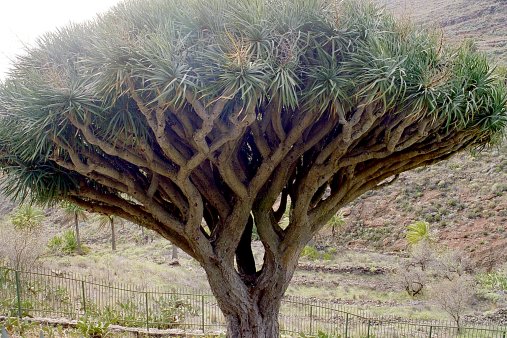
[
  {"x1": 301, "y1": 246, "x2": 335, "y2": 261},
  {"x1": 47, "y1": 235, "x2": 63, "y2": 253},
  {"x1": 322, "y1": 247, "x2": 337, "y2": 260},
  {"x1": 477, "y1": 272, "x2": 507, "y2": 291},
  {"x1": 87, "y1": 301, "x2": 140, "y2": 327},
  {"x1": 10, "y1": 205, "x2": 44, "y2": 231},
  {"x1": 496, "y1": 65, "x2": 507, "y2": 85},
  {"x1": 301, "y1": 246, "x2": 320, "y2": 261},
  {"x1": 84, "y1": 295, "x2": 196, "y2": 330},
  {"x1": 1, "y1": 317, "x2": 36, "y2": 335},
  {"x1": 62, "y1": 230, "x2": 78, "y2": 254},
  {"x1": 77, "y1": 317, "x2": 110, "y2": 338},
  {"x1": 321, "y1": 252, "x2": 334, "y2": 260},
  {"x1": 48, "y1": 230, "x2": 88, "y2": 255}
]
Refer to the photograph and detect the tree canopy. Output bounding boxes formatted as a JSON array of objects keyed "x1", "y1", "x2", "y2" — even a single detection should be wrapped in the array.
[{"x1": 0, "y1": 0, "x2": 506, "y2": 336}]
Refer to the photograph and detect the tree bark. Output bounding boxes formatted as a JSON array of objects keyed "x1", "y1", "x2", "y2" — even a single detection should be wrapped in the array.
[
  {"x1": 206, "y1": 269, "x2": 285, "y2": 338},
  {"x1": 225, "y1": 306, "x2": 280, "y2": 338},
  {"x1": 74, "y1": 213, "x2": 82, "y2": 255},
  {"x1": 203, "y1": 236, "x2": 299, "y2": 338}
]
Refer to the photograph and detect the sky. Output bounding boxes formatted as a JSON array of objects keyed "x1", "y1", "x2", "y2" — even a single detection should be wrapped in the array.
[{"x1": 0, "y1": 0, "x2": 123, "y2": 80}]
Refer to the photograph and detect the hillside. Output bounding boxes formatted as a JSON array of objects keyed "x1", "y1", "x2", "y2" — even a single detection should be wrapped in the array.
[
  {"x1": 382, "y1": 0, "x2": 507, "y2": 64},
  {"x1": 335, "y1": 144, "x2": 507, "y2": 266}
]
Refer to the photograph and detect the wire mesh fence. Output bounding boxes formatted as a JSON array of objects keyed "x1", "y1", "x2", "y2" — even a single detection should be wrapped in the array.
[{"x1": 1, "y1": 265, "x2": 506, "y2": 337}]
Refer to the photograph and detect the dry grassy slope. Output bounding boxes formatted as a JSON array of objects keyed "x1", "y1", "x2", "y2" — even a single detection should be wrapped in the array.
[{"x1": 381, "y1": 0, "x2": 507, "y2": 64}]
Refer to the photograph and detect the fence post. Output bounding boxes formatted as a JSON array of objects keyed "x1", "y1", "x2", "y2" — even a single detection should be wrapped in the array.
[
  {"x1": 201, "y1": 295, "x2": 205, "y2": 333},
  {"x1": 309, "y1": 305, "x2": 313, "y2": 334},
  {"x1": 145, "y1": 292, "x2": 149, "y2": 333},
  {"x1": 366, "y1": 319, "x2": 371, "y2": 338},
  {"x1": 80, "y1": 280, "x2": 86, "y2": 314},
  {"x1": 14, "y1": 270, "x2": 22, "y2": 319},
  {"x1": 344, "y1": 313, "x2": 349, "y2": 338},
  {"x1": 428, "y1": 325, "x2": 433, "y2": 338}
]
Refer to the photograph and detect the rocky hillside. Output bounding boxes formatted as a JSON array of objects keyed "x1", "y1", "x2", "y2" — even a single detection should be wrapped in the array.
[
  {"x1": 382, "y1": 0, "x2": 507, "y2": 64},
  {"x1": 337, "y1": 144, "x2": 507, "y2": 264}
]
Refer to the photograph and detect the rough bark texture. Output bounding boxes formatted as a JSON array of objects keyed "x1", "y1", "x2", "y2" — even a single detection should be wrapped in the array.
[
  {"x1": 225, "y1": 306, "x2": 280, "y2": 338},
  {"x1": 207, "y1": 271, "x2": 283, "y2": 338},
  {"x1": 204, "y1": 243, "x2": 296, "y2": 338}
]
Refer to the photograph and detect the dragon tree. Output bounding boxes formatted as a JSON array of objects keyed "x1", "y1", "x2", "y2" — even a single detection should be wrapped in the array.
[{"x1": 0, "y1": 0, "x2": 506, "y2": 336}]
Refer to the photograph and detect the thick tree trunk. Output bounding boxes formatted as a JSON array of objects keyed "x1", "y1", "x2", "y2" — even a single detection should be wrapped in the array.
[
  {"x1": 207, "y1": 273, "x2": 284, "y2": 338},
  {"x1": 203, "y1": 244, "x2": 300, "y2": 338},
  {"x1": 225, "y1": 305, "x2": 280, "y2": 338},
  {"x1": 195, "y1": 206, "x2": 310, "y2": 338}
]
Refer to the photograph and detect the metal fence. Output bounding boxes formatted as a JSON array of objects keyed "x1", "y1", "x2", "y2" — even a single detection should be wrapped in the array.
[{"x1": 0, "y1": 265, "x2": 506, "y2": 337}]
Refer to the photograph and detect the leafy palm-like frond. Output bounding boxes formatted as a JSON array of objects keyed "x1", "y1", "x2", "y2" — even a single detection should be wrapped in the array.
[
  {"x1": 406, "y1": 221, "x2": 432, "y2": 245},
  {"x1": 61, "y1": 202, "x2": 89, "y2": 223},
  {"x1": 0, "y1": 156, "x2": 77, "y2": 206},
  {"x1": 10, "y1": 204, "x2": 45, "y2": 231}
]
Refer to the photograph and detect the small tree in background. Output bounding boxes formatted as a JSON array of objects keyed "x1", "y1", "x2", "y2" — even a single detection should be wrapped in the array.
[
  {"x1": 62, "y1": 203, "x2": 88, "y2": 255},
  {"x1": 328, "y1": 211, "x2": 346, "y2": 239},
  {"x1": 432, "y1": 275, "x2": 475, "y2": 332},
  {"x1": 10, "y1": 204, "x2": 45, "y2": 231},
  {"x1": 399, "y1": 233, "x2": 476, "y2": 305},
  {"x1": 435, "y1": 249, "x2": 474, "y2": 280},
  {"x1": 98, "y1": 214, "x2": 123, "y2": 251},
  {"x1": 171, "y1": 243, "x2": 179, "y2": 261},
  {"x1": 409, "y1": 240, "x2": 435, "y2": 272},
  {"x1": 0, "y1": 0, "x2": 506, "y2": 335},
  {"x1": 403, "y1": 221, "x2": 435, "y2": 273},
  {"x1": 0, "y1": 205, "x2": 45, "y2": 270},
  {"x1": 406, "y1": 220, "x2": 432, "y2": 246}
]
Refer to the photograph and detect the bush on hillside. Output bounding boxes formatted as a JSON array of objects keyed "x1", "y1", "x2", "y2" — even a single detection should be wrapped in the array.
[{"x1": 48, "y1": 230, "x2": 89, "y2": 255}]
